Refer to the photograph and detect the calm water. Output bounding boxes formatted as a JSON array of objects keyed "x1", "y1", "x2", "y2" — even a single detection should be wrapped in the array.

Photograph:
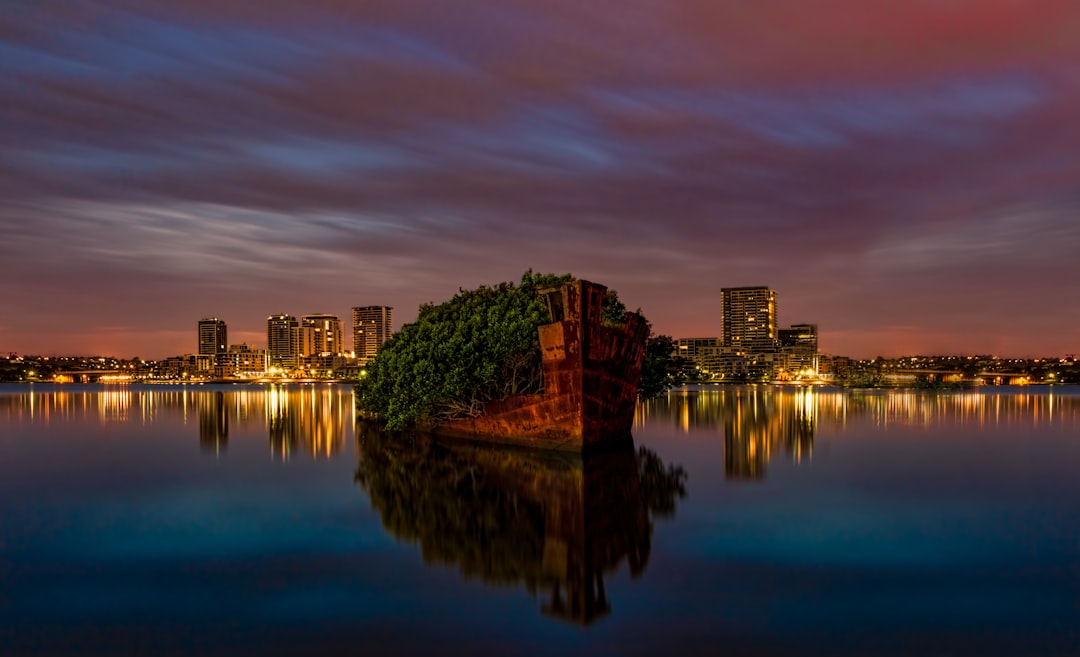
[{"x1": 2, "y1": 383, "x2": 1080, "y2": 656}]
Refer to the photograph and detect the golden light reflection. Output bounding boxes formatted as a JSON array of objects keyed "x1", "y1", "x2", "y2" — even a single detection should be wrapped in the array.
[
  {"x1": 637, "y1": 386, "x2": 1080, "y2": 480},
  {"x1": 0, "y1": 384, "x2": 352, "y2": 461}
]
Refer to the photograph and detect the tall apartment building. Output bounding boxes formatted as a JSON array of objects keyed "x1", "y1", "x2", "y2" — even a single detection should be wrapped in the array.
[
  {"x1": 267, "y1": 314, "x2": 300, "y2": 369},
  {"x1": 721, "y1": 286, "x2": 777, "y2": 353},
  {"x1": 352, "y1": 306, "x2": 393, "y2": 364},
  {"x1": 197, "y1": 318, "x2": 228, "y2": 356},
  {"x1": 301, "y1": 314, "x2": 344, "y2": 356}
]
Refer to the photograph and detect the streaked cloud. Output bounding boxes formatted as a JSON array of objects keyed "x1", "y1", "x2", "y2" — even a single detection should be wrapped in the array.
[{"x1": 2, "y1": 0, "x2": 1079, "y2": 357}]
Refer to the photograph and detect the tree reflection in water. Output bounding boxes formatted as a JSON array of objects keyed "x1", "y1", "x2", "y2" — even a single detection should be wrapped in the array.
[{"x1": 354, "y1": 423, "x2": 686, "y2": 625}]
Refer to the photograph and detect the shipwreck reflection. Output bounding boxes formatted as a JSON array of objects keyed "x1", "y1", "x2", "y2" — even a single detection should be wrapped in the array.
[{"x1": 354, "y1": 424, "x2": 687, "y2": 624}]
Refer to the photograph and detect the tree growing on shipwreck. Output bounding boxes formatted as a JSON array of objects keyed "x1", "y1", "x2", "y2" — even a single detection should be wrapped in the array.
[{"x1": 355, "y1": 271, "x2": 682, "y2": 446}]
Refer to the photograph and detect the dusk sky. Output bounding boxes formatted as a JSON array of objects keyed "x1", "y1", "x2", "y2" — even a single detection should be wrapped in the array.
[{"x1": 2, "y1": 0, "x2": 1079, "y2": 359}]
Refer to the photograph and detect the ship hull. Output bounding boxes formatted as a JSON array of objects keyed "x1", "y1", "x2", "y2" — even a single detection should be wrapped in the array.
[{"x1": 434, "y1": 280, "x2": 649, "y2": 451}]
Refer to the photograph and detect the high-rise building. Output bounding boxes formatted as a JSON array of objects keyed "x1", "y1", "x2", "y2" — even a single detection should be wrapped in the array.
[
  {"x1": 197, "y1": 318, "x2": 228, "y2": 356},
  {"x1": 352, "y1": 306, "x2": 393, "y2": 364},
  {"x1": 301, "y1": 314, "x2": 344, "y2": 356},
  {"x1": 267, "y1": 314, "x2": 299, "y2": 369},
  {"x1": 721, "y1": 286, "x2": 777, "y2": 353}
]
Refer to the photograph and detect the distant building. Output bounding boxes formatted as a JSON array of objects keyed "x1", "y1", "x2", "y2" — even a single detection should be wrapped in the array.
[
  {"x1": 301, "y1": 353, "x2": 348, "y2": 378},
  {"x1": 675, "y1": 338, "x2": 721, "y2": 379},
  {"x1": 295, "y1": 324, "x2": 316, "y2": 359},
  {"x1": 352, "y1": 306, "x2": 393, "y2": 364},
  {"x1": 817, "y1": 354, "x2": 852, "y2": 379},
  {"x1": 779, "y1": 324, "x2": 817, "y2": 354},
  {"x1": 215, "y1": 343, "x2": 268, "y2": 378},
  {"x1": 197, "y1": 318, "x2": 228, "y2": 356},
  {"x1": 267, "y1": 314, "x2": 300, "y2": 369},
  {"x1": 193, "y1": 353, "x2": 214, "y2": 375},
  {"x1": 301, "y1": 314, "x2": 344, "y2": 356},
  {"x1": 674, "y1": 337, "x2": 721, "y2": 360},
  {"x1": 721, "y1": 286, "x2": 777, "y2": 353},
  {"x1": 158, "y1": 354, "x2": 214, "y2": 378},
  {"x1": 778, "y1": 323, "x2": 818, "y2": 375}
]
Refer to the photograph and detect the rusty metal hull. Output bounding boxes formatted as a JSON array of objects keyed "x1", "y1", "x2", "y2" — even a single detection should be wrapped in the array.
[{"x1": 435, "y1": 280, "x2": 649, "y2": 451}]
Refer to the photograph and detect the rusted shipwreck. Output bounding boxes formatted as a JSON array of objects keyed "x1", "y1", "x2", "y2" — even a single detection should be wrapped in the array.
[{"x1": 433, "y1": 279, "x2": 649, "y2": 451}]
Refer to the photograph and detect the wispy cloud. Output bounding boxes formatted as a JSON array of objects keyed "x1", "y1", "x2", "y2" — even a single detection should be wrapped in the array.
[{"x1": 2, "y1": 0, "x2": 1079, "y2": 357}]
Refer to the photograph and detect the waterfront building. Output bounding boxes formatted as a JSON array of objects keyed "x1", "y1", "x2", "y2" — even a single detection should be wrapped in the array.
[
  {"x1": 675, "y1": 337, "x2": 721, "y2": 360},
  {"x1": 301, "y1": 314, "x2": 345, "y2": 355},
  {"x1": 158, "y1": 354, "x2": 214, "y2": 379},
  {"x1": 267, "y1": 314, "x2": 300, "y2": 369},
  {"x1": 674, "y1": 338, "x2": 721, "y2": 379},
  {"x1": 817, "y1": 354, "x2": 853, "y2": 379},
  {"x1": 215, "y1": 344, "x2": 269, "y2": 378},
  {"x1": 197, "y1": 318, "x2": 228, "y2": 356},
  {"x1": 194, "y1": 353, "x2": 214, "y2": 375},
  {"x1": 778, "y1": 323, "x2": 818, "y2": 375},
  {"x1": 301, "y1": 353, "x2": 348, "y2": 378},
  {"x1": 721, "y1": 286, "x2": 777, "y2": 353},
  {"x1": 779, "y1": 324, "x2": 817, "y2": 354},
  {"x1": 296, "y1": 324, "x2": 316, "y2": 359},
  {"x1": 158, "y1": 356, "x2": 192, "y2": 379},
  {"x1": 352, "y1": 306, "x2": 393, "y2": 364}
]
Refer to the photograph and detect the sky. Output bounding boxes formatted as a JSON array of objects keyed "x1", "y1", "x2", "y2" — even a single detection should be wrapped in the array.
[{"x1": 2, "y1": 0, "x2": 1079, "y2": 359}]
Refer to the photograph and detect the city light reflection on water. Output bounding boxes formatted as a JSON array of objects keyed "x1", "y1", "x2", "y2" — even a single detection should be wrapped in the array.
[
  {"x1": 0, "y1": 383, "x2": 352, "y2": 460},
  {"x1": 3, "y1": 383, "x2": 1080, "y2": 656},
  {"x1": 637, "y1": 384, "x2": 1080, "y2": 434}
]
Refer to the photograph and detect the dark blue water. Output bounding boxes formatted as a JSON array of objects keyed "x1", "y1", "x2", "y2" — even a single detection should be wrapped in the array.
[{"x1": 2, "y1": 383, "x2": 1079, "y2": 656}]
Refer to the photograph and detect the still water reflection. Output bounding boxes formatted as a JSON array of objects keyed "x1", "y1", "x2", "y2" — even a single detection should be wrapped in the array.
[
  {"x1": 0, "y1": 383, "x2": 349, "y2": 460},
  {"x1": 354, "y1": 424, "x2": 686, "y2": 624},
  {"x1": 640, "y1": 385, "x2": 1080, "y2": 479},
  {"x1": 2, "y1": 383, "x2": 1080, "y2": 656}
]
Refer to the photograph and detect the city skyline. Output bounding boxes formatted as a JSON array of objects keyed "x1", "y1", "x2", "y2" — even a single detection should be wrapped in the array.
[
  {"x1": 2, "y1": 2, "x2": 1080, "y2": 359},
  {"x1": 4, "y1": 281, "x2": 1079, "y2": 362}
]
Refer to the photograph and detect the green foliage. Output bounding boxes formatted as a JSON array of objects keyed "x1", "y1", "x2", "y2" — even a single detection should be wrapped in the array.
[
  {"x1": 519, "y1": 269, "x2": 573, "y2": 292},
  {"x1": 356, "y1": 270, "x2": 642, "y2": 429},
  {"x1": 359, "y1": 283, "x2": 537, "y2": 427},
  {"x1": 637, "y1": 334, "x2": 686, "y2": 400},
  {"x1": 602, "y1": 290, "x2": 628, "y2": 326},
  {"x1": 357, "y1": 271, "x2": 576, "y2": 429}
]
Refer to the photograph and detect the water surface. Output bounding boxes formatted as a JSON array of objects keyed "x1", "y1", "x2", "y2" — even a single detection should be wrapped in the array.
[{"x1": 2, "y1": 383, "x2": 1079, "y2": 656}]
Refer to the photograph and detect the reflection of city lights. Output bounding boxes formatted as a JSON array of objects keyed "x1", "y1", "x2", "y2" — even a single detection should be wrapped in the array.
[
  {"x1": 1, "y1": 386, "x2": 353, "y2": 463},
  {"x1": 639, "y1": 386, "x2": 1080, "y2": 474}
]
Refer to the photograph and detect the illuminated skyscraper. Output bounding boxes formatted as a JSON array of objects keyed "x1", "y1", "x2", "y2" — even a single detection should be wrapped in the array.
[
  {"x1": 352, "y1": 306, "x2": 393, "y2": 364},
  {"x1": 197, "y1": 318, "x2": 228, "y2": 356},
  {"x1": 301, "y1": 314, "x2": 344, "y2": 355},
  {"x1": 721, "y1": 287, "x2": 777, "y2": 353},
  {"x1": 267, "y1": 314, "x2": 299, "y2": 369}
]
